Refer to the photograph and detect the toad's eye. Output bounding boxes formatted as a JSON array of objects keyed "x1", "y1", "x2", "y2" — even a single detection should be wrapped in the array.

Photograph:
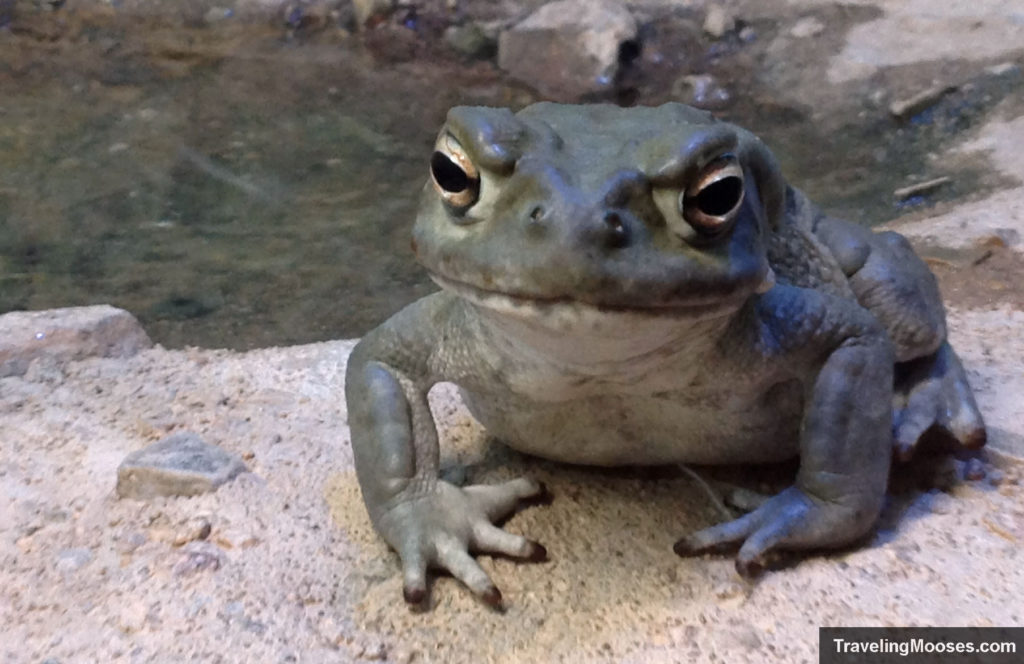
[
  {"x1": 430, "y1": 135, "x2": 480, "y2": 209},
  {"x1": 680, "y1": 156, "x2": 744, "y2": 235}
]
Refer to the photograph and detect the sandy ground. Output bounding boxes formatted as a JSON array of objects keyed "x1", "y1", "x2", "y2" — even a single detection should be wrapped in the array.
[{"x1": 3, "y1": 1, "x2": 1024, "y2": 663}]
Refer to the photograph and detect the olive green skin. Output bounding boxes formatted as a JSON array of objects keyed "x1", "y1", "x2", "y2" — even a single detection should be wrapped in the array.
[{"x1": 344, "y1": 102, "x2": 985, "y2": 608}]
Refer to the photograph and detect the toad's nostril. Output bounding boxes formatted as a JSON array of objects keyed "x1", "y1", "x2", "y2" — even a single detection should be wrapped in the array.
[
  {"x1": 603, "y1": 211, "x2": 629, "y2": 249},
  {"x1": 525, "y1": 205, "x2": 548, "y2": 240}
]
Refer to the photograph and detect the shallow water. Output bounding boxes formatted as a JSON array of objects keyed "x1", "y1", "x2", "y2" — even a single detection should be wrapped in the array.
[{"x1": 1, "y1": 13, "x2": 1019, "y2": 349}]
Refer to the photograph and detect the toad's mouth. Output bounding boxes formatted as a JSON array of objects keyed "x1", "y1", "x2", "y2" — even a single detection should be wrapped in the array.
[{"x1": 428, "y1": 273, "x2": 751, "y2": 321}]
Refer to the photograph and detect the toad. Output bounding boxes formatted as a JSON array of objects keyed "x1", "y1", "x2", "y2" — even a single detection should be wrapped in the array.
[{"x1": 345, "y1": 103, "x2": 985, "y2": 608}]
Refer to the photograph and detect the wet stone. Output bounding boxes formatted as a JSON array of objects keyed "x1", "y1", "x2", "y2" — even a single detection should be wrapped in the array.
[{"x1": 117, "y1": 432, "x2": 247, "y2": 500}]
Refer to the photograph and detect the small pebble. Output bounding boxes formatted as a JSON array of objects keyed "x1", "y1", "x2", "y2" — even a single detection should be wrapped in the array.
[
  {"x1": 173, "y1": 543, "x2": 223, "y2": 577},
  {"x1": 173, "y1": 517, "x2": 213, "y2": 546},
  {"x1": 115, "y1": 531, "x2": 148, "y2": 555},
  {"x1": 703, "y1": 5, "x2": 733, "y2": 39},
  {"x1": 927, "y1": 491, "x2": 956, "y2": 515},
  {"x1": 790, "y1": 16, "x2": 824, "y2": 38},
  {"x1": 964, "y1": 458, "x2": 987, "y2": 481},
  {"x1": 358, "y1": 641, "x2": 388, "y2": 661},
  {"x1": 55, "y1": 547, "x2": 93, "y2": 573},
  {"x1": 672, "y1": 74, "x2": 732, "y2": 110},
  {"x1": 727, "y1": 622, "x2": 763, "y2": 651},
  {"x1": 713, "y1": 581, "x2": 744, "y2": 600},
  {"x1": 214, "y1": 527, "x2": 260, "y2": 549}
]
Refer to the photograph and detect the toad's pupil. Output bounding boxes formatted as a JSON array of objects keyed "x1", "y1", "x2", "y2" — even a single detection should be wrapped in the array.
[
  {"x1": 695, "y1": 176, "x2": 743, "y2": 217},
  {"x1": 431, "y1": 152, "x2": 470, "y2": 193}
]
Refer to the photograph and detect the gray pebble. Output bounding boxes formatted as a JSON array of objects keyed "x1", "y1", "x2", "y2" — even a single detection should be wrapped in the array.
[
  {"x1": 173, "y1": 542, "x2": 224, "y2": 577},
  {"x1": 55, "y1": 547, "x2": 93, "y2": 572},
  {"x1": 117, "y1": 431, "x2": 247, "y2": 500}
]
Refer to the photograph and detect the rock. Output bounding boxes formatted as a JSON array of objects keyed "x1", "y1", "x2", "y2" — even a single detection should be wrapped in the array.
[
  {"x1": 963, "y1": 457, "x2": 987, "y2": 481},
  {"x1": 213, "y1": 527, "x2": 261, "y2": 549},
  {"x1": 172, "y1": 517, "x2": 213, "y2": 546},
  {"x1": 672, "y1": 74, "x2": 732, "y2": 110},
  {"x1": 725, "y1": 622, "x2": 763, "y2": 651},
  {"x1": 712, "y1": 581, "x2": 744, "y2": 601},
  {"x1": 173, "y1": 541, "x2": 223, "y2": 577},
  {"x1": 0, "y1": 305, "x2": 152, "y2": 379},
  {"x1": 55, "y1": 547, "x2": 93, "y2": 573},
  {"x1": 790, "y1": 16, "x2": 824, "y2": 38},
  {"x1": 702, "y1": 5, "x2": 733, "y2": 39},
  {"x1": 352, "y1": 0, "x2": 394, "y2": 27},
  {"x1": 116, "y1": 432, "x2": 247, "y2": 500},
  {"x1": 115, "y1": 532, "x2": 148, "y2": 555},
  {"x1": 444, "y1": 22, "x2": 497, "y2": 59},
  {"x1": 926, "y1": 492, "x2": 957, "y2": 515},
  {"x1": 497, "y1": 0, "x2": 637, "y2": 100}
]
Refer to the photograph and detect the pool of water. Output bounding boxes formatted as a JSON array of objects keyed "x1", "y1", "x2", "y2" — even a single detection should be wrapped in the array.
[{"x1": 1, "y1": 10, "x2": 1018, "y2": 349}]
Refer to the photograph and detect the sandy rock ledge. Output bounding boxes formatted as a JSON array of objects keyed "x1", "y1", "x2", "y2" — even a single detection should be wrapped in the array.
[{"x1": 1, "y1": 227, "x2": 1023, "y2": 663}]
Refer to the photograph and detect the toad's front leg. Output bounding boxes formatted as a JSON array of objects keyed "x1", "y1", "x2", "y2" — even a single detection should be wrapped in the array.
[
  {"x1": 676, "y1": 287, "x2": 894, "y2": 575},
  {"x1": 345, "y1": 324, "x2": 547, "y2": 610}
]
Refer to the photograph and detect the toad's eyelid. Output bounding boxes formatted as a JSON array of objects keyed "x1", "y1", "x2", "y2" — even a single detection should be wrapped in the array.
[
  {"x1": 442, "y1": 119, "x2": 523, "y2": 174},
  {"x1": 438, "y1": 132, "x2": 465, "y2": 155},
  {"x1": 649, "y1": 129, "x2": 739, "y2": 186}
]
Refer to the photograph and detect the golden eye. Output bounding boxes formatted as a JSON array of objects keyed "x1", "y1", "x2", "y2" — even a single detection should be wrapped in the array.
[
  {"x1": 680, "y1": 156, "x2": 744, "y2": 235},
  {"x1": 430, "y1": 135, "x2": 480, "y2": 209}
]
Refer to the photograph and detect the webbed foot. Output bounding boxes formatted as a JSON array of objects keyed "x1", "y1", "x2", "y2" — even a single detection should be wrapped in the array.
[
  {"x1": 674, "y1": 486, "x2": 877, "y2": 577},
  {"x1": 893, "y1": 341, "x2": 986, "y2": 461},
  {"x1": 376, "y1": 477, "x2": 548, "y2": 610}
]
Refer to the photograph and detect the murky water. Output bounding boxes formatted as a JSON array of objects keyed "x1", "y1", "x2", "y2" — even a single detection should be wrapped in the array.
[{"x1": 1, "y1": 11, "x2": 1019, "y2": 349}]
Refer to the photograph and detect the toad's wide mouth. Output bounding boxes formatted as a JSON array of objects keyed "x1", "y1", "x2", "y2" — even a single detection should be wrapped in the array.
[{"x1": 429, "y1": 273, "x2": 751, "y2": 323}]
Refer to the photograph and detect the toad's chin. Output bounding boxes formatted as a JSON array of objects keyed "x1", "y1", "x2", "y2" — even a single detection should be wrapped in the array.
[{"x1": 428, "y1": 273, "x2": 752, "y2": 337}]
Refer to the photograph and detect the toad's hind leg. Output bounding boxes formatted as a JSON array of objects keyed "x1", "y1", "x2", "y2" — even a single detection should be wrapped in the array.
[{"x1": 813, "y1": 216, "x2": 985, "y2": 458}]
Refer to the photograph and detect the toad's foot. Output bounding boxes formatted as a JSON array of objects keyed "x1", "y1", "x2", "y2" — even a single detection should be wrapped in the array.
[
  {"x1": 376, "y1": 478, "x2": 548, "y2": 610},
  {"x1": 673, "y1": 486, "x2": 875, "y2": 577},
  {"x1": 893, "y1": 341, "x2": 986, "y2": 461}
]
